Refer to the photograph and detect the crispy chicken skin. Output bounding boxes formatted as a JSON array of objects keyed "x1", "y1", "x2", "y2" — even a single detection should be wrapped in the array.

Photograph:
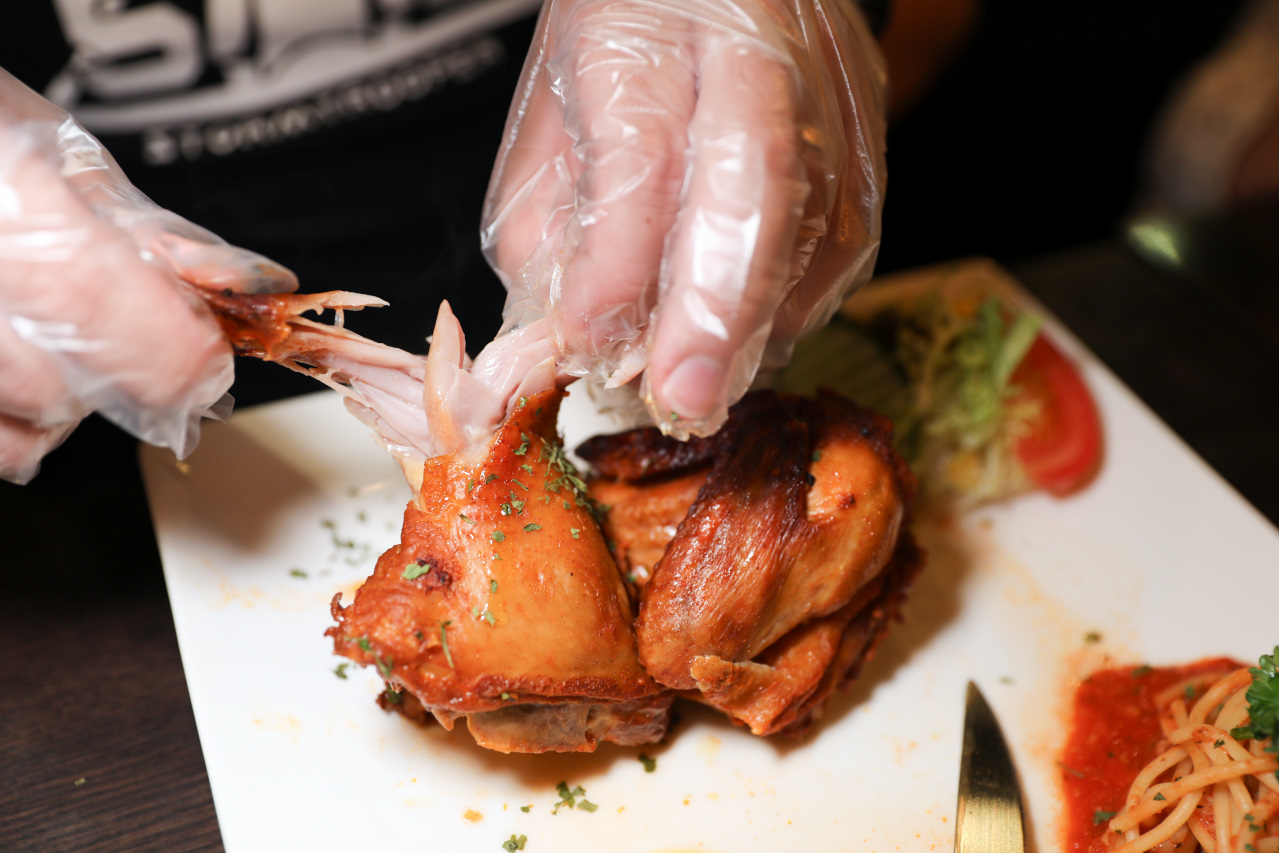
[
  {"x1": 688, "y1": 535, "x2": 923, "y2": 736},
  {"x1": 581, "y1": 389, "x2": 922, "y2": 736},
  {"x1": 328, "y1": 388, "x2": 671, "y2": 753}
]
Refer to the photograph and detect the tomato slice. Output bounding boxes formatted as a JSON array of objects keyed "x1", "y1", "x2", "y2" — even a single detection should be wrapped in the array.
[{"x1": 1010, "y1": 332, "x2": 1103, "y2": 497}]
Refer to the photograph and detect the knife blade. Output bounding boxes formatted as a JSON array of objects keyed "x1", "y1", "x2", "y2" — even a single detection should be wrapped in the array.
[{"x1": 955, "y1": 681, "x2": 1027, "y2": 853}]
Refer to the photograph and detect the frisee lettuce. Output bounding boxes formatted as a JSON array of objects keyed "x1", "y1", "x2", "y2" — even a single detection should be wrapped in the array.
[
  {"x1": 893, "y1": 296, "x2": 1041, "y2": 502},
  {"x1": 778, "y1": 294, "x2": 1043, "y2": 505}
]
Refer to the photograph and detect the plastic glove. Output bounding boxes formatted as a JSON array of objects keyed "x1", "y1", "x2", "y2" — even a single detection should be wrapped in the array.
[
  {"x1": 0, "y1": 68, "x2": 297, "y2": 484},
  {"x1": 481, "y1": 0, "x2": 887, "y2": 438}
]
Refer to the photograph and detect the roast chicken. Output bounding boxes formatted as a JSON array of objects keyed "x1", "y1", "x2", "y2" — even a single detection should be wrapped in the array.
[
  {"x1": 582, "y1": 389, "x2": 922, "y2": 737},
  {"x1": 189, "y1": 286, "x2": 923, "y2": 752},
  {"x1": 327, "y1": 387, "x2": 673, "y2": 753}
]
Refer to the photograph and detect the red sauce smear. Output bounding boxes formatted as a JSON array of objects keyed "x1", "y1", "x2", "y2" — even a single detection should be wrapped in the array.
[{"x1": 1059, "y1": 658, "x2": 1244, "y2": 852}]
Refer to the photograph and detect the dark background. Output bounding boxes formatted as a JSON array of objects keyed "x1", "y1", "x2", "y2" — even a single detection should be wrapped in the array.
[{"x1": 4, "y1": 2, "x2": 1276, "y2": 849}]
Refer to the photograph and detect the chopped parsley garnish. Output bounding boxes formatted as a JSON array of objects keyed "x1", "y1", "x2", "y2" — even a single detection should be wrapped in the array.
[
  {"x1": 521, "y1": 463, "x2": 534, "y2": 474},
  {"x1": 520, "y1": 805, "x2": 531, "y2": 813},
  {"x1": 289, "y1": 568, "x2": 308, "y2": 578},
  {"x1": 1131, "y1": 665, "x2": 1152, "y2": 677},
  {"x1": 402, "y1": 561, "x2": 432, "y2": 580},
  {"x1": 1056, "y1": 761, "x2": 1086, "y2": 779},
  {"x1": 467, "y1": 479, "x2": 476, "y2": 493},
  {"x1": 524, "y1": 523, "x2": 541, "y2": 532},
  {"x1": 382, "y1": 687, "x2": 402, "y2": 705},
  {"x1": 334, "y1": 663, "x2": 350, "y2": 679},
  {"x1": 570, "y1": 528, "x2": 580, "y2": 539},
  {"x1": 73, "y1": 777, "x2": 86, "y2": 786},
  {"x1": 518, "y1": 396, "x2": 527, "y2": 408},
  {"x1": 501, "y1": 692, "x2": 511, "y2": 700},
  {"x1": 483, "y1": 611, "x2": 496, "y2": 626},
  {"x1": 512, "y1": 479, "x2": 528, "y2": 491},
  {"x1": 1093, "y1": 810, "x2": 1117, "y2": 825},
  {"x1": 440, "y1": 621, "x2": 455, "y2": 668},
  {"x1": 1153, "y1": 793, "x2": 1166, "y2": 801},
  {"x1": 1084, "y1": 631, "x2": 1102, "y2": 644},
  {"x1": 471, "y1": 606, "x2": 481, "y2": 619},
  {"x1": 492, "y1": 531, "x2": 506, "y2": 543},
  {"x1": 577, "y1": 800, "x2": 598, "y2": 812},
  {"x1": 811, "y1": 450, "x2": 822, "y2": 462},
  {"x1": 1184, "y1": 684, "x2": 1197, "y2": 700},
  {"x1": 539, "y1": 441, "x2": 606, "y2": 523},
  {"x1": 491, "y1": 579, "x2": 498, "y2": 593},
  {"x1": 669, "y1": 410, "x2": 679, "y2": 421},
  {"x1": 375, "y1": 653, "x2": 393, "y2": 679},
  {"x1": 1215, "y1": 739, "x2": 1225, "y2": 748},
  {"x1": 552, "y1": 781, "x2": 588, "y2": 814},
  {"x1": 1234, "y1": 646, "x2": 1279, "y2": 781},
  {"x1": 357, "y1": 636, "x2": 372, "y2": 652},
  {"x1": 502, "y1": 834, "x2": 527, "y2": 851},
  {"x1": 320, "y1": 518, "x2": 374, "y2": 565},
  {"x1": 485, "y1": 474, "x2": 498, "y2": 484},
  {"x1": 639, "y1": 754, "x2": 657, "y2": 773},
  {"x1": 459, "y1": 513, "x2": 476, "y2": 525},
  {"x1": 1247, "y1": 648, "x2": 1279, "y2": 736}
]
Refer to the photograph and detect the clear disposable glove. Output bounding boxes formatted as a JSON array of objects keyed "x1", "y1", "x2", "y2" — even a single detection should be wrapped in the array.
[
  {"x1": 481, "y1": 0, "x2": 887, "y2": 438},
  {"x1": 0, "y1": 68, "x2": 297, "y2": 484}
]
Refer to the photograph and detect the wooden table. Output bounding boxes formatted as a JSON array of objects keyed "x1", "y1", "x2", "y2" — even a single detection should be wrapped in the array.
[{"x1": 3, "y1": 202, "x2": 1277, "y2": 851}]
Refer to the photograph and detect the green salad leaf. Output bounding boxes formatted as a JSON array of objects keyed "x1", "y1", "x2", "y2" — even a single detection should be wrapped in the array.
[{"x1": 777, "y1": 293, "x2": 1042, "y2": 505}]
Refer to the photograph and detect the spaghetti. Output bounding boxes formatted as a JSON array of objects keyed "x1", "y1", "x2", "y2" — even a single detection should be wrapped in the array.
[{"x1": 1062, "y1": 658, "x2": 1279, "y2": 853}]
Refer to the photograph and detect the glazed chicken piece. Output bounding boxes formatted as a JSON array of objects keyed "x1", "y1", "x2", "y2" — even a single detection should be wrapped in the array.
[
  {"x1": 192, "y1": 287, "x2": 670, "y2": 752},
  {"x1": 579, "y1": 390, "x2": 923, "y2": 737},
  {"x1": 327, "y1": 386, "x2": 670, "y2": 753}
]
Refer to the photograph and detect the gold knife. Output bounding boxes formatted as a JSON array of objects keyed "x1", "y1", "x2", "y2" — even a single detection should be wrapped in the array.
[{"x1": 955, "y1": 681, "x2": 1027, "y2": 852}]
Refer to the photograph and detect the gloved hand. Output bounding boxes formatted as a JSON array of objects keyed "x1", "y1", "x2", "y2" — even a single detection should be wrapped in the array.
[
  {"x1": 0, "y1": 69, "x2": 297, "y2": 484},
  {"x1": 481, "y1": 0, "x2": 887, "y2": 438}
]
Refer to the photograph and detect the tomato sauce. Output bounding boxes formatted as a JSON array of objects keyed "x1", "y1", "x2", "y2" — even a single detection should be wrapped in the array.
[{"x1": 1059, "y1": 658, "x2": 1244, "y2": 852}]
